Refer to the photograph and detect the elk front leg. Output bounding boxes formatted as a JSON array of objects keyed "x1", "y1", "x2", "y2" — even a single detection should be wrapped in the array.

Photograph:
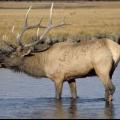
[
  {"x1": 54, "y1": 80, "x2": 63, "y2": 99},
  {"x1": 68, "y1": 79, "x2": 77, "y2": 99}
]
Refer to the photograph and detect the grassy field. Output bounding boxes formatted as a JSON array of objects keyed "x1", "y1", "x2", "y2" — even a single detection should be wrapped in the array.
[{"x1": 0, "y1": 1, "x2": 120, "y2": 45}]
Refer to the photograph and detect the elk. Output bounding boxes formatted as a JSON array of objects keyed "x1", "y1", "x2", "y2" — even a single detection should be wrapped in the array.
[{"x1": 0, "y1": 3, "x2": 119, "y2": 103}]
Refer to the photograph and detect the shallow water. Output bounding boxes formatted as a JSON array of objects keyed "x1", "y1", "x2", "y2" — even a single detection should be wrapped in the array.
[{"x1": 0, "y1": 64, "x2": 120, "y2": 119}]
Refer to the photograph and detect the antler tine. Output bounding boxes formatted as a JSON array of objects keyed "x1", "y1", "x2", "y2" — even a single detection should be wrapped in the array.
[
  {"x1": 16, "y1": 33, "x2": 20, "y2": 42},
  {"x1": 2, "y1": 34, "x2": 7, "y2": 41},
  {"x1": 25, "y1": 6, "x2": 32, "y2": 27},
  {"x1": 37, "y1": 28, "x2": 40, "y2": 40},
  {"x1": 11, "y1": 25, "x2": 19, "y2": 40},
  {"x1": 49, "y1": 2, "x2": 53, "y2": 25},
  {"x1": 11, "y1": 25, "x2": 15, "y2": 33}
]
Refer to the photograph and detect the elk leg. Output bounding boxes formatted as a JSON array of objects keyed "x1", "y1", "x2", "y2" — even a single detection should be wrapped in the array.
[
  {"x1": 55, "y1": 81, "x2": 63, "y2": 99},
  {"x1": 100, "y1": 76, "x2": 115, "y2": 102},
  {"x1": 68, "y1": 79, "x2": 77, "y2": 99},
  {"x1": 94, "y1": 59, "x2": 116, "y2": 102},
  {"x1": 96, "y1": 71, "x2": 115, "y2": 102},
  {"x1": 105, "y1": 79, "x2": 116, "y2": 102},
  {"x1": 104, "y1": 77, "x2": 115, "y2": 102}
]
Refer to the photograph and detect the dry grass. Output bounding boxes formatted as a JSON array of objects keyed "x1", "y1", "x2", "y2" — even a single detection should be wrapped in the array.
[{"x1": 0, "y1": 1, "x2": 120, "y2": 45}]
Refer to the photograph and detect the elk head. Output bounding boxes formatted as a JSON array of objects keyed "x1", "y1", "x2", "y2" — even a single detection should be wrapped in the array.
[{"x1": 0, "y1": 3, "x2": 68, "y2": 68}]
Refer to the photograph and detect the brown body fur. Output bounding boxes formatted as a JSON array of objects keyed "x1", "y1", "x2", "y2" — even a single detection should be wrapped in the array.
[{"x1": 1, "y1": 39, "x2": 120, "y2": 101}]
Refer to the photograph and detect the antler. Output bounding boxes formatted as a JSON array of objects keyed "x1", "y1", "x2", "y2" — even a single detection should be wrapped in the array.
[
  {"x1": 22, "y1": 3, "x2": 69, "y2": 48},
  {"x1": 17, "y1": 6, "x2": 46, "y2": 48},
  {"x1": 1, "y1": 3, "x2": 69, "y2": 54}
]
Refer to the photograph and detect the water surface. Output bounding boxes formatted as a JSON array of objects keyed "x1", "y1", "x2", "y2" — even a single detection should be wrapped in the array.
[{"x1": 0, "y1": 64, "x2": 120, "y2": 119}]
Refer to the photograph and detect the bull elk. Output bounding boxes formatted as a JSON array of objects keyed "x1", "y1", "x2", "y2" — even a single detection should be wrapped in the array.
[{"x1": 0, "y1": 3, "x2": 119, "y2": 103}]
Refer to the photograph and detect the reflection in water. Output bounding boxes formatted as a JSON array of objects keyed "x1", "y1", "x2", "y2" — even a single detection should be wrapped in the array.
[
  {"x1": 54, "y1": 100, "x2": 64, "y2": 119},
  {"x1": 104, "y1": 102, "x2": 114, "y2": 119},
  {"x1": 68, "y1": 99, "x2": 77, "y2": 118},
  {"x1": 54, "y1": 99, "x2": 77, "y2": 119},
  {"x1": 0, "y1": 97, "x2": 117, "y2": 119},
  {"x1": 27, "y1": 98, "x2": 115, "y2": 119},
  {"x1": 54, "y1": 99, "x2": 115, "y2": 119}
]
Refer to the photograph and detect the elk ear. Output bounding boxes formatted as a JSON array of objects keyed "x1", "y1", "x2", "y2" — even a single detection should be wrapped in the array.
[{"x1": 21, "y1": 49, "x2": 32, "y2": 57}]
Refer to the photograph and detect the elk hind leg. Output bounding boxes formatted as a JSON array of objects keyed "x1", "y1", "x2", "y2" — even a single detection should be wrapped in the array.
[
  {"x1": 95, "y1": 70, "x2": 115, "y2": 102},
  {"x1": 94, "y1": 60, "x2": 116, "y2": 102}
]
